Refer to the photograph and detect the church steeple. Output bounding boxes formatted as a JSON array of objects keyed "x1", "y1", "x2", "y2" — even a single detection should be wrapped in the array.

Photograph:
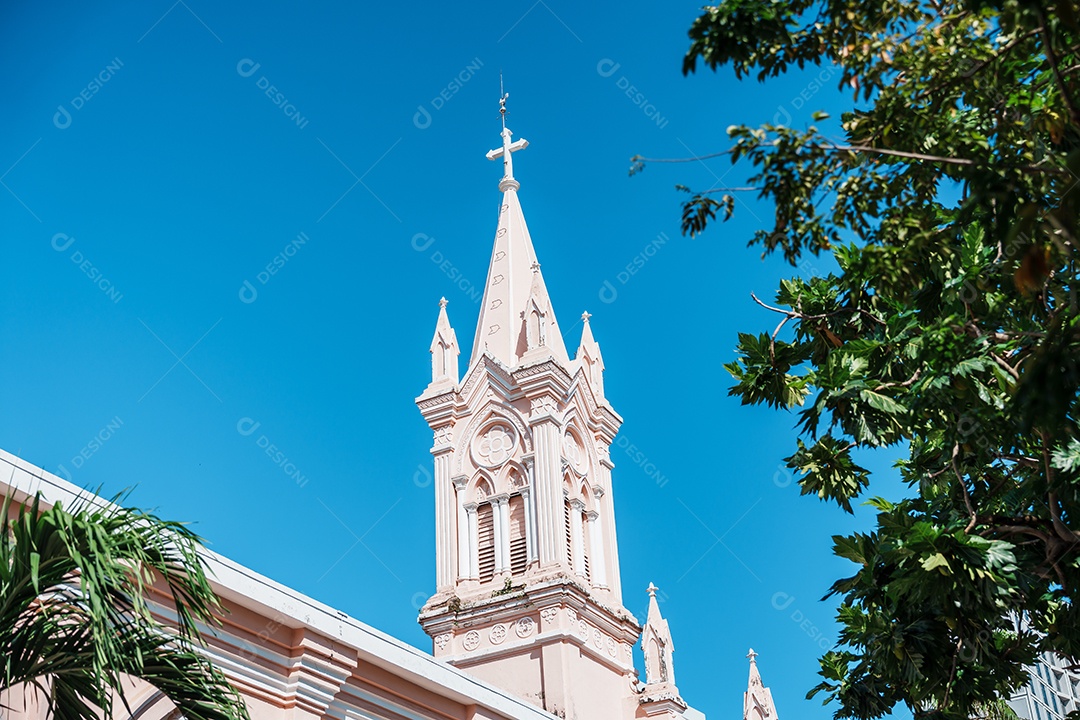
[
  {"x1": 470, "y1": 95, "x2": 570, "y2": 370},
  {"x1": 744, "y1": 649, "x2": 780, "y2": 720},
  {"x1": 415, "y1": 98, "x2": 639, "y2": 720}
]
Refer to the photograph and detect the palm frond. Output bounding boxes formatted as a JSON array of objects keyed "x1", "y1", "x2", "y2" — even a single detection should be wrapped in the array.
[{"x1": 1, "y1": 491, "x2": 249, "y2": 720}]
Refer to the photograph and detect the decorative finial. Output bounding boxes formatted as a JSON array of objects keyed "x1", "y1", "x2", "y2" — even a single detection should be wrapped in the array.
[
  {"x1": 499, "y1": 72, "x2": 508, "y2": 130},
  {"x1": 581, "y1": 311, "x2": 592, "y2": 323},
  {"x1": 439, "y1": 297, "x2": 448, "y2": 308},
  {"x1": 647, "y1": 582, "x2": 658, "y2": 597},
  {"x1": 747, "y1": 648, "x2": 758, "y2": 662},
  {"x1": 485, "y1": 80, "x2": 528, "y2": 191}
]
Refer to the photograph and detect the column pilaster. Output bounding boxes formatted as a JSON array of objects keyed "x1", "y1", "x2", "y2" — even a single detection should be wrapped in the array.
[
  {"x1": 463, "y1": 502, "x2": 479, "y2": 580},
  {"x1": 570, "y1": 498, "x2": 586, "y2": 577},
  {"x1": 586, "y1": 508, "x2": 608, "y2": 588},
  {"x1": 433, "y1": 438, "x2": 454, "y2": 591},
  {"x1": 529, "y1": 395, "x2": 563, "y2": 568},
  {"x1": 598, "y1": 444, "x2": 622, "y2": 602},
  {"x1": 453, "y1": 475, "x2": 469, "y2": 584},
  {"x1": 492, "y1": 494, "x2": 510, "y2": 574}
]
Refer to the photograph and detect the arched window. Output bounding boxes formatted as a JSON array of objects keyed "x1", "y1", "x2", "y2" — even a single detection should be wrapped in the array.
[
  {"x1": 645, "y1": 636, "x2": 663, "y2": 683},
  {"x1": 527, "y1": 301, "x2": 546, "y2": 350}
]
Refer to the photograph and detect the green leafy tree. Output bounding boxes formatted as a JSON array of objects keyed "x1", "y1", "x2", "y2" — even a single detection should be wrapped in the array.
[
  {"x1": 1, "y1": 492, "x2": 250, "y2": 720},
  {"x1": 635, "y1": 1, "x2": 1080, "y2": 718}
]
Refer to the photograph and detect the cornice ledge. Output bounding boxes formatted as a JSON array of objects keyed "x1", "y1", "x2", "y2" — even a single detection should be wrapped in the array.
[
  {"x1": 512, "y1": 359, "x2": 573, "y2": 386},
  {"x1": 638, "y1": 689, "x2": 687, "y2": 712},
  {"x1": 416, "y1": 390, "x2": 457, "y2": 411}
]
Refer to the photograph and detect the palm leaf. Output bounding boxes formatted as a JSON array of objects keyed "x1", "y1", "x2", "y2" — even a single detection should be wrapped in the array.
[{"x1": 1, "y1": 491, "x2": 250, "y2": 720}]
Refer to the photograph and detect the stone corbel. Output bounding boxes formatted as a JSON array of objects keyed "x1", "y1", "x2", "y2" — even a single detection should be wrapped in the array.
[{"x1": 285, "y1": 629, "x2": 359, "y2": 720}]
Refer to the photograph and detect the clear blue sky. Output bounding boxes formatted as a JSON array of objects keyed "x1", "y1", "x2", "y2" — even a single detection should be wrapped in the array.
[{"x1": 1, "y1": 3, "x2": 910, "y2": 719}]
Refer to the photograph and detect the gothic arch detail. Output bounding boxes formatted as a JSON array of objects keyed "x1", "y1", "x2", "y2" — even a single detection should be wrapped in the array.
[
  {"x1": 501, "y1": 462, "x2": 528, "y2": 491},
  {"x1": 469, "y1": 472, "x2": 495, "y2": 503}
]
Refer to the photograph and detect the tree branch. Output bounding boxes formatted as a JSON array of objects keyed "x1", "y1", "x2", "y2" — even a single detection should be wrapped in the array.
[
  {"x1": 953, "y1": 443, "x2": 978, "y2": 533},
  {"x1": 879, "y1": 369, "x2": 921, "y2": 389},
  {"x1": 1035, "y1": 6, "x2": 1080, "y2": 127},
  {"x1": 635, "y1": 143, "x2": 1071, "y2": 175},
  {"x1": 989, "y1": 352, "x2": 1020, "y2": 381},
  {"x1": 695, "y1": 186, "x2": 762, "y2": 194},
  {"x1": 981, "y1": 525, "x2": 1053, "y2": 543}
]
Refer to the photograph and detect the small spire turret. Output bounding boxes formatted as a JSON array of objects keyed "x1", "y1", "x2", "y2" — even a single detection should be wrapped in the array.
[
  {"x1": 744, "y1": 649, "x2": 780, "y2": 720},
  {"x1": 428, "y1": 297, "x2": 459, "y2": 389},
  {"x1": 639, "y1": 584, "x2": 686, "y2": 716},
  {"x1": 642, "y1": 583, "x2": 677, "y2": 688},
  {"x1": 576, "y1": 311, "x2": 605, "y2": 397}
]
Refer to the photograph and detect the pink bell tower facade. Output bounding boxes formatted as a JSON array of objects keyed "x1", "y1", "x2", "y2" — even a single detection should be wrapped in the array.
[{"x1": 415, "y1": 97, "x2": 649, "y2": 720}]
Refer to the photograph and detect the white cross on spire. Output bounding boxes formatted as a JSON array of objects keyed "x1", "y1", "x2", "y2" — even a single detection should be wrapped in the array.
[{"x1": 485, "y1": 87, "x2": 528, "y2": 191}]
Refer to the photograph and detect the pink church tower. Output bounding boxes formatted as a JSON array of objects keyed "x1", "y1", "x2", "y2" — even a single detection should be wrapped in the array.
[{"x1": 415, "y1": 96, "x2": 648, "y2": 720}]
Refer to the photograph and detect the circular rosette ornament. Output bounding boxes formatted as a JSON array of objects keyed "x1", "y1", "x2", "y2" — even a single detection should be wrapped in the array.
[{"x1": 471, "y1": 422, "x2": 518, "y2": 468}]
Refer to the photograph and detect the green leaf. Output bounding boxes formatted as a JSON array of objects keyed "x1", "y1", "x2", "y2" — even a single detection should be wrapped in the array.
[
  {"x1": 860, "y1": 389, "x2": 907, "y2": 415},
  {"x1": 921, "y1": 552, "x2": 952, "y2": 574}
]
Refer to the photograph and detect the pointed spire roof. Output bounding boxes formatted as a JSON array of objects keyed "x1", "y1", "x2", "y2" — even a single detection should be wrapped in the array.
[
  {"x1": 430, "y1": 297, "x2": 457, "y2": 351},
  {"x1": 576, "y1": 311, "x2": 604, "y2": 366},
  {"x1": 744, "y1": 649, "x2": 780, "y2": 720},
  {"x1": 575, "y1": 311, "x2": 606, "y2": 398},
  {"x1": 645, "y1": 582, "x2": 667, "y2": 634},
  {"x1": 428, "y1": 297, "x2": 459, "y2": 389},
  {"x1": 469, "y1": 95, "x2": 569, "y2": 370}
]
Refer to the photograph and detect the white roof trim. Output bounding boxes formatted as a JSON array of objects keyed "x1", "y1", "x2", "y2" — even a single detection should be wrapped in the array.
[{"x1": 0, "y1": 448, "x2": 556, "y2": 720}]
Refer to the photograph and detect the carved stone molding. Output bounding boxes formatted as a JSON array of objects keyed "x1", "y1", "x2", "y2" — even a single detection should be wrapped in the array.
[
  {"x1": 529, "y1": 396, "x2": 558, "y2": 418},
  {"x1": 513, "y1": 359, "x2": 572, "y2": 384},
  {"x1": 516, "y1": 616, "x2": 536, "y2": 638},
  {"x1": 417, "y1": 391, "x2": 456, "y2": 410},
  {"x1": 471, "y1": 422, "x2": 518, "y2": 469}
]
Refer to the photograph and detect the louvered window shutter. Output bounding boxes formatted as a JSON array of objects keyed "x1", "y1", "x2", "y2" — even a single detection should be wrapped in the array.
[
  {"x1": 564, "y1": 500, "x2": 573, "y2": 569},
  {"x1": 477, "y1": 503, "x2": 495, "y2": 582},
  {"x1": 509, "y1": 495, "x2": 527, "y2": 575},
  {"x1": 582, "y1": 509, "x2": 591, "y2": 582}
]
